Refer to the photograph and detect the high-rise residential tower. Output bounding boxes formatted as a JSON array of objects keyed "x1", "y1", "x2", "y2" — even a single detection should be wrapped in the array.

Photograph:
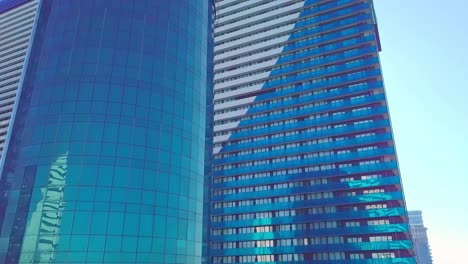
[
  {"x1": 0, "y1": 0, "x2": 213, "y2": 263},
  {"x1": 0, "y1": 0, "x2": 38, "y2": 157},
  {"x1": 210, "y1": 0, "x2": 415, "y2": 263},
  {"x1": 408, "y1": 211, "x2": 433, "y2": 264}
]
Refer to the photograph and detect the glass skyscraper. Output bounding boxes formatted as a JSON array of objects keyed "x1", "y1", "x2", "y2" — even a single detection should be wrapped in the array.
[
  {"x1": 210, "y1": 0, "x2": 414, "y2": 263},
  {"x1": 0, "y1": 0, "x2": 213, "y2": 263},
  {"x1": 408, "y1": 211, "x2": 433, "y2": 264}
]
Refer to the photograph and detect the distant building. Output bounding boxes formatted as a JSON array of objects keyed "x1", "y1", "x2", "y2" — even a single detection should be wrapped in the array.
[
  {"x1": 409, "y1": 211, "x2": 433, "y2": 264},
  {"x1": 0, "y1": 0, "x2": 38, "y2": 157}
]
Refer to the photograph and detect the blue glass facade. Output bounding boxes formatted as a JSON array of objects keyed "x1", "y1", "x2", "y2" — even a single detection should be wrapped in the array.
[
  {"x1": 211, "y1": 0, "x2": 414, "y2": 263},
  {"x1": 0, "y1": 0, "x2": 213, "y2": 263},
  {"x1": 0, "y1": 0, "x2": 31, "y2": 13}
]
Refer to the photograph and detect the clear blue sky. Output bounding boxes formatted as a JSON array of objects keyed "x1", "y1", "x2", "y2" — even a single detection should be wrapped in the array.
[{"x1": 374, "y1": 0, "x2": 468, "y2": 263}]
